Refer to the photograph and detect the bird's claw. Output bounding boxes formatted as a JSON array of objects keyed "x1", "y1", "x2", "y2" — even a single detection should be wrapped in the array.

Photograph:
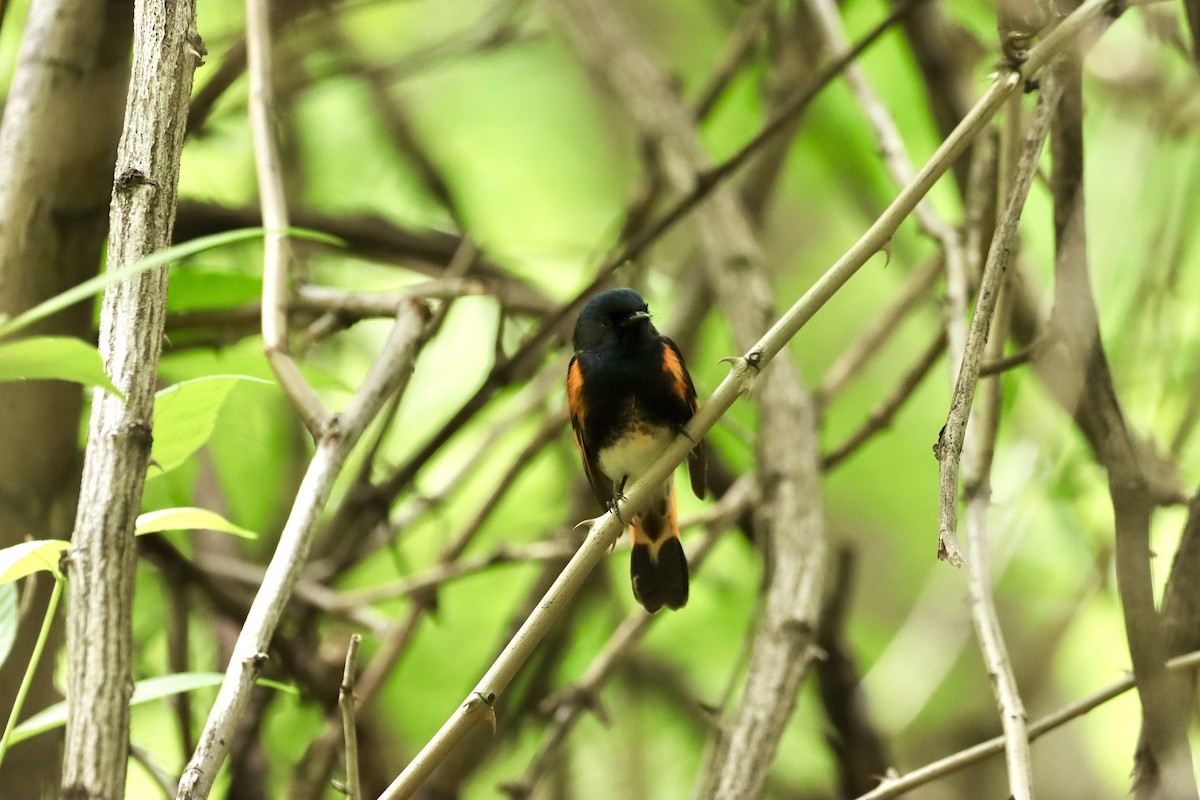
[{"x1": 606, "y1": 497, "x2": 627, "y2": 524}]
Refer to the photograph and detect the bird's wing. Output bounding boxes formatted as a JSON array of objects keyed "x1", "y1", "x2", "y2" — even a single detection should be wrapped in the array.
[
  {"x1": 567, "y1": 355, "x2": 612, "y2": 507},
  {"x1": 662, "y1": 338, "x2": 707, "y2": 500}
]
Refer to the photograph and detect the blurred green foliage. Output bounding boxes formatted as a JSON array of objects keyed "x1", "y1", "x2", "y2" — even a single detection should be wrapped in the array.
[{"x1": 3, "y1": 0, "x2": 1199, "y2": 796}]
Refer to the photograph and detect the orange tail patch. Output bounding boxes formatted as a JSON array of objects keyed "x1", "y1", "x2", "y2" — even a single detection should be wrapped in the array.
[{"x1": 629, "y1": 482, "x2": 688, "y2": 612}]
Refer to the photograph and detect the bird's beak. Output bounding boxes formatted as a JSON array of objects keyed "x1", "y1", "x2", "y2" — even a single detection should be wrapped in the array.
[{"x1": 621, "y1": 310, "x2": 651, "y2": 327}]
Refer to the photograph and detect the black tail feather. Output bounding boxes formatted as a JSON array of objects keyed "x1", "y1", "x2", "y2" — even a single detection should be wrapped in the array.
[{"x1": 630, "y1": 537, "x2": 689, "y2": 613}]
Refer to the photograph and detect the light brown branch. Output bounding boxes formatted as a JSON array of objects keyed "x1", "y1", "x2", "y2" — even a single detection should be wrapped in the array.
[
  {"x1": 499, "y1": 478, "x2": 756, "y2": 798},
  {"x1": 934, "y1": 76, "x2": 1064, "y2": 566},
  {"x1": 339, "y1": 634, "x2": 363, "y2": 800},
  {"x1": 855, "y1": 649, "x2": 1200, "y2": 800},
  {"x1": 62, "y1": 2, "x2": 202, "y2": 796},
  {"x1": 963, "y1": 285, "x2": 1032, "y2": 799},
  {"x1": 245, "y1": 0, "x2": 331, "y2": 436}
]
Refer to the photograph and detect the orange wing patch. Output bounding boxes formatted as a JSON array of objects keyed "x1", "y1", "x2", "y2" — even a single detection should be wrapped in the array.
[
  {"x1": 661, "y1": 342, "x2": 692, "y2": 407},
  {"x1": 567, "y1": 357, "x2": 587, "y2": 434},
  {"x1": 568, "y1": 357, "x2": 607, "y2": 506}
]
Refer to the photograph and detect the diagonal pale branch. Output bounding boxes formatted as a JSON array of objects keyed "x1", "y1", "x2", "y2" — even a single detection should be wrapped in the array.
[
  {"x1": 963, "y1": 288, "x2": 1031, "y2": 800},
  {"x1": 178, "y1": 301, "x2": 432, "y2": 800},
  {"x1": 500, "y1": 478, "x2": 756, "y2": 799}
]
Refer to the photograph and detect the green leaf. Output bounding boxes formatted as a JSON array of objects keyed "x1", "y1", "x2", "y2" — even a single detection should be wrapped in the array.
[
  {"x1": 0, "y1": 336, "x2": 123, "y2": 398},
  {"x1": 8, "y1": 671, "x2": 298, "y2": 746},
  {"x1": 150, "y1": 375, "x2": 273, "y2": 477},
  {"x1": 0, "y1": 583, "x2": 16, "y2": 672},
  {"x1": 166, "y1": 270, "x2": 264, "y2": 313},
  {"x1": 135, "y1": 507, "x2": 257, "y2": 539},
  {"x1": 0, "y1": 226, "x2": 345, "y2": 341},
  {"x1": 0, "y1": 540, "x2": 69, "y2": 584}
]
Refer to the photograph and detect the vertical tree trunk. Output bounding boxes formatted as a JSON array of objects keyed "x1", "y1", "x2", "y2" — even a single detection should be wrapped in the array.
[
  {"x1": 60, "y1": 1, "x2": 202, "y2": 797},
  {"x1": 0, "y1": 1, "x2": 131, "y2": 794}
]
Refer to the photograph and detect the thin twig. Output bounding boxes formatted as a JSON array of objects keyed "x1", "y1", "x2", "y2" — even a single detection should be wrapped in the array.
[
  {"x1": 324, "y1": 541, "x2": 577, "y2": 610},
  {"x1": 340, "y1": 634, "x2": 363, "y2": 800},
  {"x1": 188, "y1": 553, "x2": 392, "y2": 634},
  {"x1": 854, "y1": 649, "x2": 1200, "y2": 800},
  {"x1": 978, "y1": 341, "x2": 1042, "y2": 375},
  {"x1": 933, "y1": 75, "x2": 1065, "y2": 566},
  {"x1": 245, "y1": 0, "x2": 331, "y2": 436},
  {"x1": 805, "y1": 0, "x2": 957, "y2": 246},
  {"x1": 963, "y1": 275, "x2": 1031, "y2": 796},
  {"x1": 313, "y1": 359, "x2": 561, "y2": 580},
  {"x1": 172, "y1": 201, "x2": 554, "y2": 313}
]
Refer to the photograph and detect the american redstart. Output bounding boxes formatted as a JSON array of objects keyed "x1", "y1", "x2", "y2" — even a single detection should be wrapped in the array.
[{"x1": 567, "y1": 288, "x2": 706, "y2": 612}]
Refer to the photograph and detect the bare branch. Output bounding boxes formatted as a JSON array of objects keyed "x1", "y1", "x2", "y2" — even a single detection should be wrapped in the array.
[
  {"x1": 499, "y1": 478, "x2": 756, "y2": 798},
  {"x1": 806, "y1": 0, "x2": 958, "y2": 246},
  {"x1": 62, "y1": 1, "x2": 202, "y2": 795},
  {"x1": 855, "y1": 649, "x2": 1200, "y2": 800},
  {"x1": 0, "y1": 0, "x2": 132, "y2": 791},
  {"x1": 691, "y1": 0, "x2": 773, "y2": 120},
  {"x1": 963, "y1": 288, "x2": 1033, "y2": 797},
  {"x1": 340, "y1": 634, "x2": 363, "y2": 800},
  {"x1": 178, "y1": 301, "x2": 432, "y2": 799},
  {"x1": 934, "y1": 76, "x2": 1064, "y2": 566},
  {"x1": 245, "y1": 0, "x2": 330, "y2": 436}
]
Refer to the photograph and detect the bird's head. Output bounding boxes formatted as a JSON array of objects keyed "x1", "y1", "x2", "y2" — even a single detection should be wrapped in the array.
[{"x1": 572, "y1": 288, "x2": 657, "y2": 352}]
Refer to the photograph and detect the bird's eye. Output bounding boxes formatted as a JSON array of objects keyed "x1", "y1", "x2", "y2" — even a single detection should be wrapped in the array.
[{"x1": 600, "y1": 318, "x2": 611, "y2": 327}]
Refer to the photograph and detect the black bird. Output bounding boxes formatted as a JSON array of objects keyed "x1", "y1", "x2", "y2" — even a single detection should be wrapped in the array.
[{"x1": 566, "y1": 288, "x2": 706, "y2": 612}]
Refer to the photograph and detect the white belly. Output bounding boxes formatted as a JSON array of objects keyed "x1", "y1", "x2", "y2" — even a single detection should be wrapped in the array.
[{"x1": 598, "y1": 424, "x2": 674, "y2": 485}]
